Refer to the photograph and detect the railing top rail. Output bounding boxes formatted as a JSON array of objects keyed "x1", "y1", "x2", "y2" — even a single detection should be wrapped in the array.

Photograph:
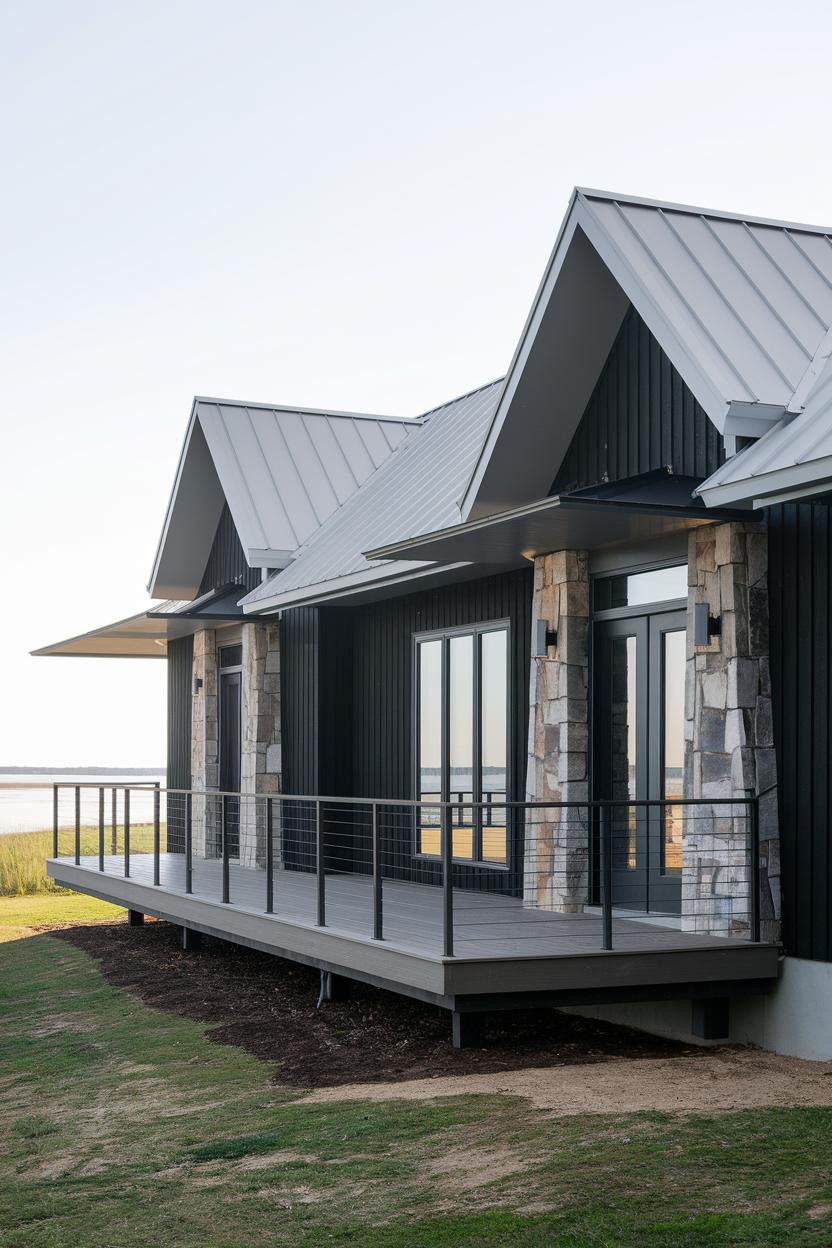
[{"x1": 50, "y1": 781, "x2": 763, "y2": 809}]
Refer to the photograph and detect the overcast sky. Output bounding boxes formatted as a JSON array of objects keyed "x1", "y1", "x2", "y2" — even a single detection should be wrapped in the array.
[{"x1": 3, "y1": 0, "x2": 832, "y2": 767}]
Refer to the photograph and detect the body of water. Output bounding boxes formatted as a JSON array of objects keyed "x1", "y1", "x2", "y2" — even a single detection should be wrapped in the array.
[{"x1": 0, "y1": 774, "x2": 166, "y2": 835}]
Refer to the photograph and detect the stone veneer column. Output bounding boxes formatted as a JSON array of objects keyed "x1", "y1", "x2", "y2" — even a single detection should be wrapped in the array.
[
  {"x1": 524, "y1": 550, "x2": 590, "y2": 911},
  {"x1": 190, "y1": 628, "x2": 218, "y2": 857},
  {"x1": 684, "y1": 522, "x2": 779, "y2": 940},
  {"x1": 239, "y1": 621, "x2": 282, "y2": 868}
]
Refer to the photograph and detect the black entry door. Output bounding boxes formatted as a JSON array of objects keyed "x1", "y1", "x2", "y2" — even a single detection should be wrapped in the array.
[
  {"x1": 593, "y1": 610, "x2": 686, "y2": 914},
  {"x1": 219, "y1": 669, "x2": 241, "y2": 858}
]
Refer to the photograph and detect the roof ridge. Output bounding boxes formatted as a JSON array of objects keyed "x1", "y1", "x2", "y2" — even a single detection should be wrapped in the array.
[
  {"x1": 418, "y1": 376, "x2": 505, "y2": 420},
  {"x1": 577, "y1": 187, "x2": 832, "y2": 237},
  {"x1": 193, "y1": 396, "x2": 418, "y2": 426}
]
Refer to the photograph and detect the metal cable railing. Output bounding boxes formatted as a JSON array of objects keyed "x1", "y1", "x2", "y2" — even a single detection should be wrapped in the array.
[{"x1": 48, "y1": 783, "x2": 765, "y2": 954}]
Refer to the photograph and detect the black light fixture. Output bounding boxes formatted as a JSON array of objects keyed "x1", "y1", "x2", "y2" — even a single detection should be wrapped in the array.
[
  {"x1": 534, "y1": 619, "x2": 558, "y2": 657},
  {"x1": 193, "y1": 676, "x2": 204, "y2": 694},
  {"x1": 694, "y1": 602, "x2": 721, "y2": 646}
]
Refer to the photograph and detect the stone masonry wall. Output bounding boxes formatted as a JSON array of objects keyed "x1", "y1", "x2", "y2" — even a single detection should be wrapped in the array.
[
  {"x1": 684, "y1": 522, "x2": 779, "y2": 940},
  {"x1": 524, "y1": 550, "x2": 590, "y2": 911},
  {"x1": 190, "y1": 628, "x2": 218, "y2": 857},
  {"x1": 239, "y1": 621, "x2": 282, "y2": 869}
]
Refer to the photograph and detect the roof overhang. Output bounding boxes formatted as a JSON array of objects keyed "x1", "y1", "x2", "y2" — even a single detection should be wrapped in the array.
[
  {"x1": 148, "y1": 413, "x2": 226, "y2": 599},
  {"x1": 699, "y1": 453, "x2": 832, "y2": 509},
  {"x1": 241, "y1": 560, "x2": 483, "y2": 613},
  {"x1": 33, "y1": 586, "x2": 248, "y2": 659},
  {"x1": 367, "y1": 475, "x2": 745, "y2": 568}
]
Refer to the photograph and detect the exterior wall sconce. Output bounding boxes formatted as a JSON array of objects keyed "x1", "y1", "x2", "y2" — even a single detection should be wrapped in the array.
[
  {"x1": 694, "y1": 602, "x2": 721, "y2": 646},
  {"x1": 193, "y1": 676, "x2": 204, "y2": 694},
  {"x1": 534, "y1": 619, "x2": 558, "y2": 657}
]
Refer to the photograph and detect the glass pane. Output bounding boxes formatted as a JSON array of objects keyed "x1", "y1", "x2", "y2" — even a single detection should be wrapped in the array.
[
  {"x1": 610, "y1": 634, "x2": 638, "y2": 870},
  {"x1": 218, "y1": 644, "x2": 242, "y2": 668},
  {"x1": 418, "y1": 639, "x2": 442, "y2": 856},
  {"x1": 481, "y1": 630, "x2": 508, "y2": 863},
  {"x1": 449, "y1": 635, "x2": 474, "y2": 859},
  {"x1": 662, "y1": 629, "x2": 686, "y2": 873},
  {"x1": 594, "y1": 564, "x2": 687, "y2": 611}
]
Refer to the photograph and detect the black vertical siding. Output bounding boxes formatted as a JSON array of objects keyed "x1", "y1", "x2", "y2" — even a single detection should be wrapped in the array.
[
  {"x1": 281, "y1": 606, "x2": 321, "y2": 794},
  {"x1": 166, "y1": 634, "x2": 193, "y2": 853},
  {"x1": 199, "y1": 503, "x2": 260, "y2": 595},
  {"x1": 552, "y1": 306, "x2": 724, "y2": 492},
  {"x1": 769, "y1": 502, "x2": 832, "y2": 962}
]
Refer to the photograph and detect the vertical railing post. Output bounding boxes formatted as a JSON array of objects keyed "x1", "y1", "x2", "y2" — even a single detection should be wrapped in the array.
[
  {"x1": 265, "y1": 797, "x2": 274, "y2": 914},
  {"x1": 74, "y1": 786, "x2": 81, "y2": 865},
  {"x1": 750, "y1": 795, "x2": 761, "y2": 943},
  {"x1": 124, "y1": 788, "x2": 130, "y2": 877},
  {"x1": 185, "y1": 792, "x2": 193, "y2": 895},
  {"x1": 111, "y1": 787, "x2": 117, "y2": 855},
  {"x1": 316, "y1": 800, "x2": 325, "y2": 926},
  {"x1": 372, "y1": 801, "x2": 383, "y2": 941},
  {"x1": 644, "y1": 801, "x2": 651, "y2": 915},
  {"x1": 52, "y1": 784, "x2": 59, "y2": 858},
  {"x1": 600, "y1": 803, "x2": 613, "y2": 951},
  {"x1": 153, "y1": 784, "x2": 161, "y2": 886},
  {"x1": 98, "y1": 787, "x2": 105, "y2": 871},
  {"x1": 442, "y1": 801, "x2": 454, "y2": 957},
  {"x1": 222, "y1": 794, "x2": 230, "y2": 904}
]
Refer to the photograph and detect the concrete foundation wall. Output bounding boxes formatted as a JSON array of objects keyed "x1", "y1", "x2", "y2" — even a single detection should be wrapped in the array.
[{"x1": 562, "y1": 956, "x2": 832, "y2": 1062}]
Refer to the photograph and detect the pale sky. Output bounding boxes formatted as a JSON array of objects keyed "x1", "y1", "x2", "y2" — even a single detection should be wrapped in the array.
[{"x1": 3, "y1": 0, "x2": 832, "y2": 768}]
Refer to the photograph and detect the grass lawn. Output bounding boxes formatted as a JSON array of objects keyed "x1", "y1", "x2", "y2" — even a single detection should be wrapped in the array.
[{"x1": 1, "y1": 903, "x2": 832, "y2": 1245}]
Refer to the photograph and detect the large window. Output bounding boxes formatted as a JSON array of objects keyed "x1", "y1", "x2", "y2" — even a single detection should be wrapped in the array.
[{"x1": 415, "y1": 624, "x2": 509, "y2": 865}]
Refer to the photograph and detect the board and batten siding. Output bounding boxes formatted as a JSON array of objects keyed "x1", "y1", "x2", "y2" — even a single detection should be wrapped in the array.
[
  {"x1": 166, "y1": 633, "x2": 193, "y2": 853},
  {"x1": 769, "y1": 502, "x2": 832, "y2": 962},
  {"x1": 279, "y1": 570, "x2": 533, "y2": 894},
  {"x1": 199, "y1": 502, "x2": 261, "y2": 596},
  {"x1": 552, "y1": 306, "x2": 724, "y2": 493}
]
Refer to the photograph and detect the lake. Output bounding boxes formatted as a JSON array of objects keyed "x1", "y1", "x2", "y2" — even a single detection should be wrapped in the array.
[{"x1": 0, "y1": 774, "x2": 166, "y2": 835}]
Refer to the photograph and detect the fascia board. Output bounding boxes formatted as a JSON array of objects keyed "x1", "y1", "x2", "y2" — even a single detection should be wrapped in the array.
[
  {"x1": 147, "y1": 402, "x2": 199, "y2": 595},
  {"x1": 574, "y1": 199, "x2": 730, "y2": 431},
  {"x1": 241, "y1": 561, "x2": 471, "y2": 614},
  {"x1": 460, "y1": 192, "x2": 581, "y2": 519},
  {"x1": 699, "y1": 455, "x2": 832, "y2": 508}
]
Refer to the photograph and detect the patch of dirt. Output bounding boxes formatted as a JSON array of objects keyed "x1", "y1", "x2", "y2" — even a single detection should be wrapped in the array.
[
  {"x1": 54, "y1": 921, "x2": 696, "y2": 1088},
  {"x1": 423, "y1": 1143, "x2": 535, "y2": 1192},
  {"x1": 302, "y1": 1049, "x2": 832, "y2": 1114}
]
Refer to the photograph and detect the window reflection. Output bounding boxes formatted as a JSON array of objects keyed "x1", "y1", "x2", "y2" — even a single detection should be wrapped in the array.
[
  {"x1": 662, "y1": 629, "x2": 685, "y2": 873},
  {"x1": 594, "y1": 564, "x2": 687, "y2": 612},
  {"x1": 416, "y1": 627, "x2": 509, "y2": 864}
]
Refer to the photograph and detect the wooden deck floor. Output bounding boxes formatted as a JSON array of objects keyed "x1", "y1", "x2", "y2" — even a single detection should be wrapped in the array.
[{"x1": 48, "y1": 852, "x2": 780, "y2": 1008}]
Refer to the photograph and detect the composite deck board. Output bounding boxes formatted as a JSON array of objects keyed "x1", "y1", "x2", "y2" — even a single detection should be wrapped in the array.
[{"x1": 54, "y1": 852, "x2": 758, "y2": 959}]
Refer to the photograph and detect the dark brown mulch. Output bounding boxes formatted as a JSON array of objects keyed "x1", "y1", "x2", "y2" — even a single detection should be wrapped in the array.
[{"x1": 55, "y1": 920, "x2": 695, "y2": 1088}]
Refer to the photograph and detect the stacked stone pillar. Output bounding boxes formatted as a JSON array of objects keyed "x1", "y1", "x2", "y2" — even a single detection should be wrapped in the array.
[
  {"x1": 190, "y1": 628, "x2": 218, "y2": 857},
  {"x1": 684, "y1": 522, "x2": 779, "y2": 939},
  {"x1": 524, "y1": 550, "x2": 590, "y2": 911},
  {"x1": 239, "y1": 621, "x2": 282, "y2": 868}
]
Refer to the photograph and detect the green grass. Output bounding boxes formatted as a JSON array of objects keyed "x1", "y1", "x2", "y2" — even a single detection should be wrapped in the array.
[
  {"x1": 0, "y1": 893, "x2": 124, "y2": 941},
  {"x1": 1, "y1": 925, "x2": 832, "y2": 1245},
  {"x1": 0, "y1": 825, "x2": 159, "y2": 896}
]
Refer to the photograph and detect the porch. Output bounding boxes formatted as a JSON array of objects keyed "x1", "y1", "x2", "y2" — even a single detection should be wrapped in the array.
[{"x1": 46, "y1": 784, "x2": 780, "y2": 1044}]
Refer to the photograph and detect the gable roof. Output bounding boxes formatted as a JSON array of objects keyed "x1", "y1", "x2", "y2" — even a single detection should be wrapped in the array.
[
  {"x1": 697, "y1": 351, "x2": 832, "y2": 507},
  {"x1": 463, "y1": 188, "x2": 832, "y2": 519},
  {"x1": 148, "y1": 397, "x2": 414, "y2": 598},
  {"x1": 240, "y1": 380, "x2": 503, "y2": 612}
]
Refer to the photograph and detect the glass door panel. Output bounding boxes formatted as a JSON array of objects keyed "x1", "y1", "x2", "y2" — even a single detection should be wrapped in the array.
[
  {"x1": 480, "y1": 629, "x2": 508, "y2": 863},
  {"x1": 448, "y1": 634, "x2": 474, "y2": 859},
  {"x1": 417, "y1": 639, "x2": 442, "y2": 856}
]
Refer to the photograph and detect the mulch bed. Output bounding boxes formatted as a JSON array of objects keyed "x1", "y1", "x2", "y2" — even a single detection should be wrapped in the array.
[{"x1": 55, "y1": 920, "x2": 694, "y2": 1088}]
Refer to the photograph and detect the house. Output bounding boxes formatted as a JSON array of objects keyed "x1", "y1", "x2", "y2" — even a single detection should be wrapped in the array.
[{"x1": 37, "y1": 188, "x2": 832, "y2": 1058}]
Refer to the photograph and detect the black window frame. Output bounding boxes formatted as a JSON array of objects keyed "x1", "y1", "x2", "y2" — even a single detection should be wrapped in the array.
[{"x1": 412, "y1": 619, "x2": 511, "y2": 870}]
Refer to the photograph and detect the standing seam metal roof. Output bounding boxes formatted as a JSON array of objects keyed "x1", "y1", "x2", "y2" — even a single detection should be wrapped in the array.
[
  {"x1": 579, "y1": 190, "x2": 832, "y2": 411},
  {"x1": 241, "y1": 379, "x2": 504, "y2": 607},
  {"x1": 194, "y1": 398, "x2": 414, "y2": 557}
]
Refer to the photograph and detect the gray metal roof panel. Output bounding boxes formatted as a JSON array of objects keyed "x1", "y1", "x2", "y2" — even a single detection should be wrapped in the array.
[
  {"x1": 194, "y1": 400, "x2": 413, "y2": 559},
  {"x1": 242, "y1": 379, "x2": 503, "y2": 608},
  {"x1": 581, "y1": 192, "x2": 832, "y2": 409},
  {"x1": 698, "y1": 352, "x2": 832, "y2": 503}
]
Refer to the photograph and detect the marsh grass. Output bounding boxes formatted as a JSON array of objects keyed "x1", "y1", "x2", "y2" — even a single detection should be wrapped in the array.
[{"x1": 0, "y1": 825, "x2": 158, "y2": 896}]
